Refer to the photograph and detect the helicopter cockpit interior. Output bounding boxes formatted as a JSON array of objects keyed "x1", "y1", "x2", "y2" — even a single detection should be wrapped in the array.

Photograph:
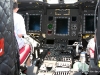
[{"x1": 13, "y1": 0, "x2": 100, "y2": 75}]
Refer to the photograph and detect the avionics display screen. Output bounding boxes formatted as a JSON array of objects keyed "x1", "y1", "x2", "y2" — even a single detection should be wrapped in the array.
[
  {"x1": 85, "y1": 16, "x2": 94, "y2": 32},
  {"x1": 56, "y1": 18, "x2": 68, "y2": 34},
  {"x1": 29, "y1": 15, "x2": 41, "y2": 31}
]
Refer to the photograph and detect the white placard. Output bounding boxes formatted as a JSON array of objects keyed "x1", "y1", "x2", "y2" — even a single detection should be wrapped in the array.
[
  {"x1": 56, "y1": 67, "x2": 70, "y2": 71},
  {"x1": 64, "y1": 0, "x2": 78, "y2": 4}
]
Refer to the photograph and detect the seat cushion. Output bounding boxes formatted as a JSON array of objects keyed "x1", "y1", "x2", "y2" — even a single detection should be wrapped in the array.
[{"x1": 19, "y1": 44, "x2": 31, "y2": 64}]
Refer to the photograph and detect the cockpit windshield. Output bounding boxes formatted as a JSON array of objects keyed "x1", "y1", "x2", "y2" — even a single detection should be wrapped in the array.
[
  {"x1": 64, "y1": 0, "x2": 78, "y2": 4},
  {"x1": 46, "y1": 0, "x2": 59, "y2": 4},
  {"x1": 17, "y1": 0, "x2": 78, "y2": 4},
  {"x1": 46, "y1": 0, "x2": 78, "y2": 4}
]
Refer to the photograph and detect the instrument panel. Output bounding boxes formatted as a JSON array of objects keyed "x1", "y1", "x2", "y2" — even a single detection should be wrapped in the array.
[
  {"x1": 18, "y1": 1, "x2": 96, "y2": 41},
  {"x1": 44, "y1": 9, "x2": 79, "y2": 40}
]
